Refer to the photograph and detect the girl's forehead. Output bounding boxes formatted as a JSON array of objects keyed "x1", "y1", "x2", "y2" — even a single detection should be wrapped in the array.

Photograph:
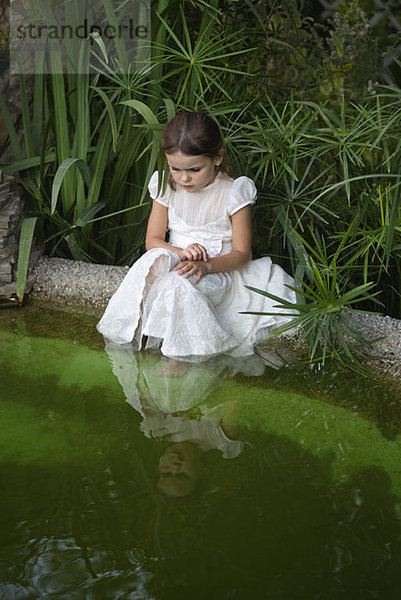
[{"x1": 166, "y1": 151, "x2": 212, "y2": 169}]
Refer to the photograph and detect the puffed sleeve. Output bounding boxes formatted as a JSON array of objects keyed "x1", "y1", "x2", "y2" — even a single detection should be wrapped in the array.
[
  {"x1": 227, "y1": 176, "x2": 257, "y2": 216},
  {"x1": 148, "y1": 170, "x2": 170, "y2": 207}
]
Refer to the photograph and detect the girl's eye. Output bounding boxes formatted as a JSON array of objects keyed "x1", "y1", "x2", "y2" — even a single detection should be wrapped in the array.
[
  {"x1": 170, "y1": 167, "x2": 201, "y2": 172},
  {"x1": 176, "y1": 473, "x2": 191, "y2": 481}
]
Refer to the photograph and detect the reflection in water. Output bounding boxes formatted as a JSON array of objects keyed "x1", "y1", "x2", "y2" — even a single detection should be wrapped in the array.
[
  {"x1": 105, "y1": 345, "x2": 265, "y2": 498},
  {"x1": 2, "y1": 337, "x2": 401, "y2": 598},
  {"x1": 105, "y1": 342, "x2": 265, "y2": 413},
  {"x1": 158, "y1": 442, "x2": 202, "y2": 498}
]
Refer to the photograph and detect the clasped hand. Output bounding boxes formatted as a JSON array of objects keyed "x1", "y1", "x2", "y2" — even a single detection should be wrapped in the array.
[{"x1": 173, "y1": 243, "x2": 210, "y2": 284}]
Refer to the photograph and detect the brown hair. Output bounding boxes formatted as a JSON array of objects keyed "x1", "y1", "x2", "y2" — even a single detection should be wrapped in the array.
[{"x1": 161, "y1": 111, "x2": 228, "y2": 188}]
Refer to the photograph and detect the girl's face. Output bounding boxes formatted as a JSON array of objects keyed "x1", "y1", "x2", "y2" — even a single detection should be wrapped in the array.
[
  {"x1": 166, "y1": 151, "x2": 223, "y2": 193},
  {"x1": 157, "y1": 442, "x2": 201, "y2": 497}
]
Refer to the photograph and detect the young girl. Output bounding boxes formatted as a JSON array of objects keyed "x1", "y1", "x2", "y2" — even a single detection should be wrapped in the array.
[{"x1": 97, "y1": 111, "x2": 296, "y2": 360}]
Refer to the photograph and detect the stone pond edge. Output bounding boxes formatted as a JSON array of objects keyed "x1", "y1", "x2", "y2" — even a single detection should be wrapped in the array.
[{"x1": 26, "y1": 256, "x2": 401, "y2": 383}]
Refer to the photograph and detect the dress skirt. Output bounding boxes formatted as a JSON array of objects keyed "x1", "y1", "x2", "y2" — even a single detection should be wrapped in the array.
[{"x1": 96, "y1": 248, "x2": 296, "y2": 360}]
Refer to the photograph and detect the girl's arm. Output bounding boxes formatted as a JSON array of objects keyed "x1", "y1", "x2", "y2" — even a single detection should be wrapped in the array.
[
  {"x1": 145, "y1": 201, "x2": 183, "y2": 255},
  {"x1": 206, "y1": 205, "x2": 252, "y2": 272},
  {"x1": 174, "y1": 205, "x2": 252, "y2": 283}
]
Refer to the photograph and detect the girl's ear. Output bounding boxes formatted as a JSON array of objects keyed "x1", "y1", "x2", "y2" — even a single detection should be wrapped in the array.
[{"x1": 214, "y1": 148, "x2": 224, "y2": 166}]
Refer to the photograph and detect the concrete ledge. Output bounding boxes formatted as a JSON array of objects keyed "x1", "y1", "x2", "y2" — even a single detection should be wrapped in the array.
[{"x1": 31, "y1": 256, "x2": 129, "y2": 308}]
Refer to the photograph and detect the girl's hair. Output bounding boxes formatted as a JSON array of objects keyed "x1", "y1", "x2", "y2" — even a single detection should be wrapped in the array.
[{"x1": 161, "y1": 112, "x2": 228, "y2": 186}]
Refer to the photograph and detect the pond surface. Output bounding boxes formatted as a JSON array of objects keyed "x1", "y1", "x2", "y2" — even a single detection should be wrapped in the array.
[{"x1": 1, "y1": 303, "x2": 401, "y2": 599}]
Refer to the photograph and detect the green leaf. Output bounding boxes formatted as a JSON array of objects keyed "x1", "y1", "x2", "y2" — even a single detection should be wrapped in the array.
[
  {"x1": 51, "y1": 158, "x2": 91, "y2": 215},
  {"x1": 1, "y1": 154, "x2": 56, "y2": 173},
  {"x1": 121, "y1": 100, "x2": 159, "y2": 125},
  {"x1": 75, "y1": 201, "x2": 107, "y2": 228},
  {"x1": 91, "y1": 86, "x2": 119, "y2": 152},
  {"x1": 90, "y1": 31, "x2": 109, "y2": 64},
  {"x1": 16, "y1": 217, "x2": 37, "y2": 304}
]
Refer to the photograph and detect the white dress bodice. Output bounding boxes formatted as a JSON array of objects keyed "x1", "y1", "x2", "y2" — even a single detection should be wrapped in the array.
[{"x1": 148, "y1": 170, "x2": 257, "y2": 257}]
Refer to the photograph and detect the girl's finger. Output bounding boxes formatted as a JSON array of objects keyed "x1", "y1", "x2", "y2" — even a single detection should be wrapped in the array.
[{"x1": 177, "y1": 263, "x2": 194, "y2": 276}]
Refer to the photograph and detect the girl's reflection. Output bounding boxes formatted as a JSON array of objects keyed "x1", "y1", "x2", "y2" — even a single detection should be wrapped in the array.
[
  {"x1": 105, "y1": 344, "x2": 265, "y2": 496},
  {"x1": 157, "y1": 442, "x2": 202, "y2": 498}
]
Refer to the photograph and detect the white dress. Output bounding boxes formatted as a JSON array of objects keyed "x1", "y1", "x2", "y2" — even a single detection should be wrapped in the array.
[{"x1": 97, "y1": 171, "x2": 296, "y2": 360}]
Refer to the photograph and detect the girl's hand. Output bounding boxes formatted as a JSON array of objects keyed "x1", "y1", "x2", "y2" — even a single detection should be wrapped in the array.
[
  {"x1": 179, "y1": 243, "x2": 209, "y2": 262},
  {"x1": 173, "y1": 259, "x2": 210, "y2": 284}
]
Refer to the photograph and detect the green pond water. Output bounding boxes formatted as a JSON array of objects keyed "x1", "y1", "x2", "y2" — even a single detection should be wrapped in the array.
[{"x1": 1, "y1": 303, "x2": 401, "y2": 599}]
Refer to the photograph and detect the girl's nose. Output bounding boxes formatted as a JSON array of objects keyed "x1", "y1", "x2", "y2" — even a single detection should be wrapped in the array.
[
  {"x1": 170, "y1": 462, "x2": 182, "y2": 474},
  {"x1": 182, "y1": 171, "x2": 192, "y2": 182}
]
